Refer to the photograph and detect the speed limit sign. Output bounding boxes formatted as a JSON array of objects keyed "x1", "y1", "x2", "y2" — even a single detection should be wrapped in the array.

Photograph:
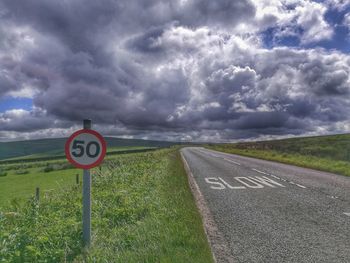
[
  {"x1": 65, "y1": 129, "x2": 106, "y2": 169},
  {"x1": 65, "y1": 120, "x2": 106, "y2": 248}
]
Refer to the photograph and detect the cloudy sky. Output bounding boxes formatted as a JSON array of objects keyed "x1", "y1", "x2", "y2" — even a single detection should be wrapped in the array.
[{"x1": 1, "y1": 0, "x2": 350, "y2": 142}]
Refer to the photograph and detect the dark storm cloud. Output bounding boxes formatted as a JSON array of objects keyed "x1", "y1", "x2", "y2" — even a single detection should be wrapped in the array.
[
  {"x1": 0, "y1": 28, "x2": 26, "y2": 96},
  {"x1": 301, "y1": 59, "x2": 350, "y2": 95},
  {"x1": 1, "y1": 0, "x2": 350, "y2": 141},
  {"x1": 232, "y1": 112, "x2": 307, "y2": 131},
  {"x1": 0, "y1": 68, "x2": 16, "y2": 97},
  {"x1": 179, "y1": 0, "x2": 256, "y2": 27},
  {"x1": 127, "y1": 27, "x2": 166, "y2": 54}
]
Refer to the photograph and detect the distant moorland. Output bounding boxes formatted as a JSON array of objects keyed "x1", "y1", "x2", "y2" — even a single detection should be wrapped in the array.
[
  {"x1": 0, "y1": 137, "x2": 178, "y2": 161},
  {"x1": 207, "y1": 133, "x2": 350, "y2": 177}
]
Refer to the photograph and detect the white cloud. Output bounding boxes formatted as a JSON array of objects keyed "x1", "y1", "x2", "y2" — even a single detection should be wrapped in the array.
[
  {"x1": 0, "y1": 109, "x2": 29, "y2": 119},
  {"x1": 0, "y1": 107, "x2": 53, "y2": 132},
  {"x1": 344, "y1": 12, "x2": 350, "y2": 29},
  {"x1": 296, "y1": 1, "x2": 333, "y2": 44},
  {"x1": 253, "y1": 0, "x2": 333, "y2": 44},
  {"x1": 7, "y1": 85, "x2": 38, "y2": 98}
]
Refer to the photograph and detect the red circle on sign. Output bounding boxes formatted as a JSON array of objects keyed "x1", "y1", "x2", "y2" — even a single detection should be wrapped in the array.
[{"x1": 65, "y1": 129, "x2": 107, "y2": 169}]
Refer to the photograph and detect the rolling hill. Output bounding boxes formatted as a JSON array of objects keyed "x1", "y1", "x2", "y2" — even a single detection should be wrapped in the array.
[
  {"x1": 210, "y1": 133, "x2": 350, "y2": 161},
  {"x1": 206, "y1": 133, "x2": 350, "y2": 176},
  {"x1": 0, "y1": 137, "x2": 178, "y2": 161}
]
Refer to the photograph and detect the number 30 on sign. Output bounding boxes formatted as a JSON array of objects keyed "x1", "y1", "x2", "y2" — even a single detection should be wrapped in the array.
[{"x1": 65, "y1": 129, "x2": 107, "y2": 169}]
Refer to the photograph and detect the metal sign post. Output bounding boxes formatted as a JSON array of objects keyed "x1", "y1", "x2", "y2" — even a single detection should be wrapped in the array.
[
  {"x1": 65, "y1": 119, "x2": 107, "y2": 248},
  {"x1": 82, "y1": 119, "x2": 91, "y2": 247}
]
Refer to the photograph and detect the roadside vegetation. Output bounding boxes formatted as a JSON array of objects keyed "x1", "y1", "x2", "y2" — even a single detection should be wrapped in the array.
[
  {"x1": 0, "y1": 147, "x2": 158, "y2": 208},
  {"x1": 207, "y1": 133, "x2": 350, "y2": 177},
  {"x1": 0, "y1": 148, "x2": 213, "y2": 262}
]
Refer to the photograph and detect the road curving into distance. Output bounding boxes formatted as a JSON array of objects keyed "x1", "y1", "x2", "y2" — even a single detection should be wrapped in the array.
[{"x1": 181, "y1": 147, "x2": 350, "y2": 263}]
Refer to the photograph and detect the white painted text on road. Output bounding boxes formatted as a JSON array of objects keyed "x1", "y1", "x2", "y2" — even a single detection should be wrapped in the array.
[{"x1": 205, "y1": 176, "x2": 285, "y2": 190}]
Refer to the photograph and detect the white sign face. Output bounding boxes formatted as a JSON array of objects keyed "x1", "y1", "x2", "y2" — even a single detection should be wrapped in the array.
[{"x1": 65, "y1": 129, "x2": 106, "y2": 169}]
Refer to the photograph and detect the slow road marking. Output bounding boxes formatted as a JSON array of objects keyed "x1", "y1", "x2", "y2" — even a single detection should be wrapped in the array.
[
  {"x1": 205, "y1": 176, "x2": 285, "y2": 190},
  {"x1": 200, "y1": 150, "x2": 307, "y2": 190}
]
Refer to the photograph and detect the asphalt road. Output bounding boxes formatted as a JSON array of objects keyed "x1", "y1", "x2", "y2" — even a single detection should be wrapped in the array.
[{"x1": 181, "y1": 147, "x2": 350, "y2": 263}]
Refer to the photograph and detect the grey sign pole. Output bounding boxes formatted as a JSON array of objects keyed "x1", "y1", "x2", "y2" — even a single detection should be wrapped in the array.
[{"x1": 83, "y1": 119, "x2": 91, "y2": 247}]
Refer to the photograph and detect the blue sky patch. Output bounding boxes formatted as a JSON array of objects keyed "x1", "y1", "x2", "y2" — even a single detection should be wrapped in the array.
[
  {"x1": 0, "y1": 97, "x2": 33, "y2": 113},
  {"x1": 261, "y1": 5, "x2": 350, "y2": 53}
]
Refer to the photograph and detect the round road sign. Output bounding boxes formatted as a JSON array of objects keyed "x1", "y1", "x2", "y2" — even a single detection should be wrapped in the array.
[{"x1": 65, "y1": 129, "x2": 106, "y2": 169}]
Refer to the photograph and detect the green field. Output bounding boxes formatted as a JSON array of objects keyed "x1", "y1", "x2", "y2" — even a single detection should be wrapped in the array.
[
  {"x1": 0, "y1": 148, "x2": 213, "y2": 262},
  {"x1": 0, "y1": 167, "x2": 77, "y2": 208},
  {"x1": 0, "y1": 138, "x2": 167, "y2": 208},
  {"x1": 207, "y1": 133, "x2": 350, "y2": 176},
  {"x1": 0, "y1": 146, "x2": 159, "y2": 208}
]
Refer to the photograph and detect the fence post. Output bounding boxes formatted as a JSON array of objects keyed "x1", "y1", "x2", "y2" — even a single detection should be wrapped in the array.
[
  {"x1": 76, "y1": 174, "x2": 79, "y2": 185},
  {"x1": 35, "y1": 187, "x2": 40, "y2": 202}
]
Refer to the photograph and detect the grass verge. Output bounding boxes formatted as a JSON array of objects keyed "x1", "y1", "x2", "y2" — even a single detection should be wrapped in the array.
[
  {"x1": 0, "y1": 148, "x2": 213, "y2": 262},
  {"x1": 207, "y1": 145, "x2": 350, "y2": 177}
]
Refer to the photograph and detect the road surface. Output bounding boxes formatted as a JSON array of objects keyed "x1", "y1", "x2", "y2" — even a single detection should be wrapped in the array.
[{"x1": 181, "y1": 147, "x2": 350, "y2": 263}]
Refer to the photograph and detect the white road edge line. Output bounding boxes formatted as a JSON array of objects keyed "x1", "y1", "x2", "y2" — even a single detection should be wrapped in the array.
[
  {"x1": 223, "y1": 158, "x2": 241, "y2": 166},
  {"x1": 181, "y1": 152, "x2": 234, "y2": 263},
  {"x1": 252, "y1": 168, "x2": 269, "y2": 176},
  {"x1": 288, "y1": 181, "x2": 307, "y2": 189},
  {"x1": 198, "y1": 150, "x2": 221, "y2": 159},
  {"x1": 280, "y1": 178, "x2": 287, "y2": 182},
  {"x1": 199, "y1": 149, "x2": 241, "y2": 165}
]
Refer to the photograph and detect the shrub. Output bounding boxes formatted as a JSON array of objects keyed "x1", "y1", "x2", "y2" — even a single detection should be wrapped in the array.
[
  {"x1": 57, "y1": 163, "x2": 73, "y2": 170},
  {"x1": 41, "y1": 163, "x2": 73, "y2": 173},
  {"x1": 0, "y1": 170, "x2": 7, "y2": 177},
  {"x1": 15, "y1": 170, "x2": 29, "y2": 175}
]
